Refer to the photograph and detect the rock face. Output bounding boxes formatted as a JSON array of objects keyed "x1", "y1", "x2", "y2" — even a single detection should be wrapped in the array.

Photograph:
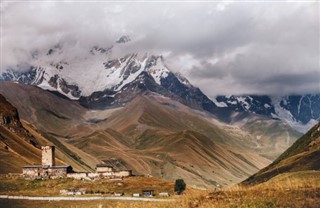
[
  {"x1": 0, "y1": 94, "x2": 22, "y2": 127},
  {"x1": 279, "y1": 95, "x2": 320, "y2": 124},
  {"x1": 0, "y1": 94, "x2": 38, "y2": 148},
  {"x1": 214, "y1": 95, "x2": 320, "y2": 132}
]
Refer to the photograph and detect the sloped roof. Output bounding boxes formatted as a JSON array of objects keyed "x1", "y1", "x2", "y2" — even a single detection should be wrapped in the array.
[
  {"x1": 23, "y1": 165, "x2": 71, "y2": 169},
  {"x1": 23, "y1": 165, "x2": 42, "y2": 168},
  {"x1": 96, "y1": 164, "x2": 113, "y2": 168}
]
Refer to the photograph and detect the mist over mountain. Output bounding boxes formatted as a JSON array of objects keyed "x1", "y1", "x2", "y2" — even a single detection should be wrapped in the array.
[
  {"x1": 2, "y1": 2, "x2": 318, "y2": 97},
  {"x1": 1, "y1": 37, "x2": 319, "y2": 133}
]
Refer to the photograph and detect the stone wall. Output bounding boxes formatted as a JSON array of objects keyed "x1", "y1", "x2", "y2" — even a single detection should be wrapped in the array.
[
  {"x1": 22, "y1": 167, "x2": 42, "y2": 179},
  {"x1": 66, "y1": 170, "x2": 132, "y2": 180},
  {"x1": 22, "y1": 166, "x2": 67, "y2": 179},
  {"x1": 88, "y1": 172, "x2": 100, "y2": 178},
  {"x1": 48, "y1": 167, "x2": 67, "y2": 179},
  {"x1": 67, "y1": 173, "x2": 88, "y2": 180}
]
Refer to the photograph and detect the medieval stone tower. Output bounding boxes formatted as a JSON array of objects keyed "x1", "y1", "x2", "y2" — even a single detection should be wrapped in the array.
[{"x1": 41, "y1": 146, "x2": 55, "y2": 166}]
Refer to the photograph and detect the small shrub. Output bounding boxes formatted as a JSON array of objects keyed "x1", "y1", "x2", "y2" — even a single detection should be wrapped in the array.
[{"x1": 174, "y1": 179, "x2": 186, "y2": 195}]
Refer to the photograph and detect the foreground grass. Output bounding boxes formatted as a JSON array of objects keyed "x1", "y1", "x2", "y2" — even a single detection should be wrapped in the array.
[
  {"x1": 0, "y1": 174, "x2": 205, "y2": 207},
  {"x1": 0, "y1": 171, "x2": 319, "y2": 207},
  {"x1": 1, "y1": 186, "x2": 319, "y2": 208},
  {"x1": 190, "y1": 170, "x2": 320, "y2": 208},
  {"x1": 0, "y1": 189, "x2": 205, "y2": 208},
  {"x1": 0, "y1": 199, "x2": 184, "y2": 208},
  {"x1": 0, "y1": 175, "x2": 178, "y2": 197},
  {"x1": 190, "y1": 187, "x2": 319, "y2": 208}
]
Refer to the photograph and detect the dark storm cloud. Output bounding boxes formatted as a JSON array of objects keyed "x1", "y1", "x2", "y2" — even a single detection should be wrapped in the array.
[{"x1": 1, "y1": 1, "x2": 319, "y2": 96}]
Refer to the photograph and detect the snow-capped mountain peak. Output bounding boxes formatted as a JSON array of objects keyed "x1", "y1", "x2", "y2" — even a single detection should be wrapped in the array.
[
  {"x1": 214, "y1": 94, "x2": 320, "y2": 132},
  {"x1": 0, "y1": 38, "x2": 188, "y2": 102},
  {"x1": 116, "y1": 35, "x2": 131, "y2": 44},
  {"x1": 1, "y1": 37, "x2": 319, "y2": 133}
]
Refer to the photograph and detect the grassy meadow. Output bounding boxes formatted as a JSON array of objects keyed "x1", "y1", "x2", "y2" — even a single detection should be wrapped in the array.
[{"x1": 0, "y1": 170, "x2": 319, "y2": 208}]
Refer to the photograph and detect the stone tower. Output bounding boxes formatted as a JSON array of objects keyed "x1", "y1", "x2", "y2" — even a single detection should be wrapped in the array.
[{"x1": 41, "y1": 146, "x2": 55, "y2": 166}]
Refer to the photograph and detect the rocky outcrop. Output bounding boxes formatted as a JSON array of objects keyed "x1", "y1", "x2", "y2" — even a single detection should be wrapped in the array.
[
  {"x1": 0, "y1": 94, "x2": 22, "y2": 127},
  {"x1": 0, "y1": 94, "x2": 38, "y2": 147}
]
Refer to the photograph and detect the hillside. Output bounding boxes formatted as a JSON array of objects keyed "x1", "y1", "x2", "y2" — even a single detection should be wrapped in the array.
[
  {"x1": 242, "y1": 122, "x2": 320, "y2": 185},
  {"x1": 70, "y1": 95, "x2": 273, "y2": 188},
  {"x1": 0, "y1": 82, "x2": 301, "y2": 188},
  {"x1": 0, "y1": 94, "x2": 42, "y2": 173},
  {"x1": 0, "y1": 93, "x2": 96, "y2": 173},
  {"x1": 0, "y1": 81, "x2": 86, "y2": 136}
]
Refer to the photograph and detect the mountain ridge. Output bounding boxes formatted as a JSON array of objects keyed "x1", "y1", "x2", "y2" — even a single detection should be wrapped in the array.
[
  {"x1": 1, "y1": 82, "x2": 300, "y2": 188},
  {"x1": 1, "y1": 40, "x2": 318, "y2": 132}
]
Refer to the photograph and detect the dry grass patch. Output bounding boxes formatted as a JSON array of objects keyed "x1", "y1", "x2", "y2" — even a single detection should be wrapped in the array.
[
  {"x1": 189, "y1": 171, "x2": 320, "y2": 208},
  {"x1": 0, "y1": 188, "x2": 207, "y2": 208},
  {"x1": 1, "y1": 171, "x2": 319, "y2": 208},
  {"x1": 0, "y1": 175, "x2": 177, "y2": 197}
]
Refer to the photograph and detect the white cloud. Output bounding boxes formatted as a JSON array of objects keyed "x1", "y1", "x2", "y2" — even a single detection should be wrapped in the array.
[{"x1": 1, "y1": 1, "x2": 319, "y2": 96}]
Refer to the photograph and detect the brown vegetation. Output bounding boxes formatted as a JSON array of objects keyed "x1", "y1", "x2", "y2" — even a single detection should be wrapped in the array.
[
  {"x1": 0, "y1": 171, "x2": 319, "y2": 208},
  {"x1": 243, "y1": 122, "x2": 320, "y2": 185},
  {"x1": 190, "y1": 170, "x2": 320, "y2": 208},
  {"x1": 0, "y1": 175, "x2": 175, "y2": 197}
]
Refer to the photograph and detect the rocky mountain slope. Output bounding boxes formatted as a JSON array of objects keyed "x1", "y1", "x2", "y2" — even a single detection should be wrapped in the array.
[
  {"x1": 0, "y1": 92, "x2": 97, "y2": 173},
  {"x1": 242, "y1": 122, "x2": 320, "y2": 185},
  {"x1": 0, "y1": 94, "x2": 42, "y2": 173},
  {"x1": 215, "y1": 95, "x2": 320, "y2": 132}
]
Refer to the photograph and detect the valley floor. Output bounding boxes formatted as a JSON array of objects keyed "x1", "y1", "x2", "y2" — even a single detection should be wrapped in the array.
[
  {"x1": 0, "y1": 187, "x2": 319, "y2": 208},
  {"x1": 0, "y1": 171, "x2": 319, "y2": 208}
]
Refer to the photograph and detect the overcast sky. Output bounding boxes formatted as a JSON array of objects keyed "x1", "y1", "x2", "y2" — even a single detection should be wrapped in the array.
[{"x1": 1, "y1": 1, "x2": 319, "y2": 96}]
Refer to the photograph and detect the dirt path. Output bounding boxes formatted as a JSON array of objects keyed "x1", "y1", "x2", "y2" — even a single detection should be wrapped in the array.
[{"x1": 0, "y1": 195, "x2": 175, "y2": 202}]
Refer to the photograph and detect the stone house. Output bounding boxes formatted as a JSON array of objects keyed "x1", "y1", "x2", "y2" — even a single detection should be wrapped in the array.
[
  {"x1": 114, "y1": 192, "x2": 124, "y2": 197},
  {"x1": 66, "y1": 164, "x2": 132, "y2": 180},
  {"x1": 159, "y1": 192, "x2": 170, "y2": 197},
  {"x1": 22, "y1": 146, "x2": 73, "y2": 179},
  {"x1": 96, "y1": 164, "x2": 113, "y2": 173},
  {"x1": 22, "y1": 146, "x2": 132, "y2": 180},
  {"x1": 142, "y1": 190, "x2": 154, "y2": 197}
]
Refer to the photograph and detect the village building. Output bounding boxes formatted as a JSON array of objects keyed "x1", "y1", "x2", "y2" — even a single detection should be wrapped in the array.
[
  {"x1": 22, "y1": 146, "x2": 73, "y2": 179},
  {"x1": 132, "y1": 193, "x2": 141, "y2": 197},
  {"x1": 96, "y1": 164, "x2": 113, "y2": 173},
  {"x1": 22, "y1": 145, "x2": 132, "y2": 180},
  {"x1": 159, "y1": 192, "x2": 170, "y2": 197},
  {"x1": 60, "y1": 189, "x2": 86, "y2": 195},
  {"x1": 67, "y1": 163, "x2": 132, "y2": 180},
  {"x1": 142, "y1": 190, "x2": 154, "y2": 197},
  {"x1": 114, "y1": 192, "x2": 124, "y2": 197}
]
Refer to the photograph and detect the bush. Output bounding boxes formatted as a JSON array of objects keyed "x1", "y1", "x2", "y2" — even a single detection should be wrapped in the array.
[{"x1": 174, "y1": 179, "x2": 186, "y2": 195}]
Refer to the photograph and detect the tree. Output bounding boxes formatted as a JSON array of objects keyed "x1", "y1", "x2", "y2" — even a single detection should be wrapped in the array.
[{"x1": 174, "y1": 179, "x2": 186, "y2": 195}]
